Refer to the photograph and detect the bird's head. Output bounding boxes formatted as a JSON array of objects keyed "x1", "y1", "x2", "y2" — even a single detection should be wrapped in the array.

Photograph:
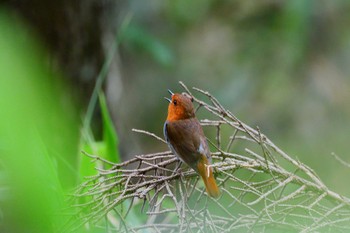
[{"x1": 165, "y1": 90, "x2": 195, "y2": 121}]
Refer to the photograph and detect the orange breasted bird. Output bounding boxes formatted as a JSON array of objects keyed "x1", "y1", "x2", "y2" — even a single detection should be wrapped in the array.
[{"x1": 164, "y1": 90, "x2": 220, "y2": 198}]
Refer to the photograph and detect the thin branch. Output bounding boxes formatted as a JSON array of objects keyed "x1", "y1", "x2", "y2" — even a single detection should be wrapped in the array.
[
  {"x1": 132, "y1": 128, "x2": 167, "y2": 144},
  {"x1": 331, "y1": 152, "x2": 350, "y2": 168},
  {"x1": 67, "y1": 81, "x2": 350, "y2": 233}
]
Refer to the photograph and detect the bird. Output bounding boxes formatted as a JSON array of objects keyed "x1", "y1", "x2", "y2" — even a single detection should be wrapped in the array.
[{"x1": 163, "y1": 90, "x2": 220, "y2": 198}]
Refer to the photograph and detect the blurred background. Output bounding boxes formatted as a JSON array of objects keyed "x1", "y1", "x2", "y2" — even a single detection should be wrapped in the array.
[{"x1": 1, "y1": 0, "x2": 350, "y2": 232}]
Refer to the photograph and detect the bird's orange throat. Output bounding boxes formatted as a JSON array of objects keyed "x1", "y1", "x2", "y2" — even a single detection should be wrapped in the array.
[{"x1": 166, "y1": 104, "x2": 188, "y2": 121}]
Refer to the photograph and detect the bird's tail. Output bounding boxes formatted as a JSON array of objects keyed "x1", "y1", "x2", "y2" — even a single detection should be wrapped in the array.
[{"x1": 197, "y1": 156, "x2": 220, "y2": 198}]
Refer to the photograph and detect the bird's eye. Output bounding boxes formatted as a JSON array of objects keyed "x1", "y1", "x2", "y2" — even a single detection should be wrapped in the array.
[{"x1": 173, "y1": 100, "x2": 177, "y2": 105}]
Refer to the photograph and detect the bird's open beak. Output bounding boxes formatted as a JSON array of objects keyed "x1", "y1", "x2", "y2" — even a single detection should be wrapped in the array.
[
  {"x1": 164, "y1": 89, "x2": 174, "y2": 103},
  {"x1": 168, "y1": 89, "x2": 174, "y2": 96}
]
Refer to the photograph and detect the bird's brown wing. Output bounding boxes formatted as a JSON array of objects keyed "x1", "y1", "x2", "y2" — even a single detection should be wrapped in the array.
[{"x1": 164, "y1": 118, "x2": 209, "y2": 172}]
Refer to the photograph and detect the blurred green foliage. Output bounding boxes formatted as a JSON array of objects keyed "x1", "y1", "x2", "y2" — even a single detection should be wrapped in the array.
[
  {"x1": 122, "y1": 24, "x2": 174, "y2": 67},
  {"x1": 0, "y1": 9, "x2": 80, "y2": 232},
  {"x1": 0, "y1": 9, "x2": 121, "y2": 233}
]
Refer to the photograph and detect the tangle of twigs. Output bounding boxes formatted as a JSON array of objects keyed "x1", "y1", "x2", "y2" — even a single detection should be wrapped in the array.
[{"x1": 65, "y1": 82, "x2": 350, "y2": 232}]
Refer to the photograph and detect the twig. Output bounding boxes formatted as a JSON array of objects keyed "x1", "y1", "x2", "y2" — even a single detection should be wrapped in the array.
[
  {"x1": 331, "y1": 152, "x2": 350, "y2": 168},
  {"x1": 67, "y1": 81, "x2": 350, "y2": 233},
  {"x1": 132, "y1": 128, "x2": 167, "y2": 144}
]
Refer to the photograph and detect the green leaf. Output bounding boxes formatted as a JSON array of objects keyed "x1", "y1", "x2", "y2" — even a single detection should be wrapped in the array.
[
  {"x1": 99, "y1": 92, "x2": 120, "y2": 163},
  {"x1": 78, "y1": 92, "x2": 120, "y2": 178},
  {"x1": 121, "y1": 24, "x2": 174, "y2": 67}
]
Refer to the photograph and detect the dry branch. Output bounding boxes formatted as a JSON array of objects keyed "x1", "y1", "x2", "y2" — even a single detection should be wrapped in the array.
[{"x1": 67, "y1": 82, "x2": 350, "y2": 232}]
